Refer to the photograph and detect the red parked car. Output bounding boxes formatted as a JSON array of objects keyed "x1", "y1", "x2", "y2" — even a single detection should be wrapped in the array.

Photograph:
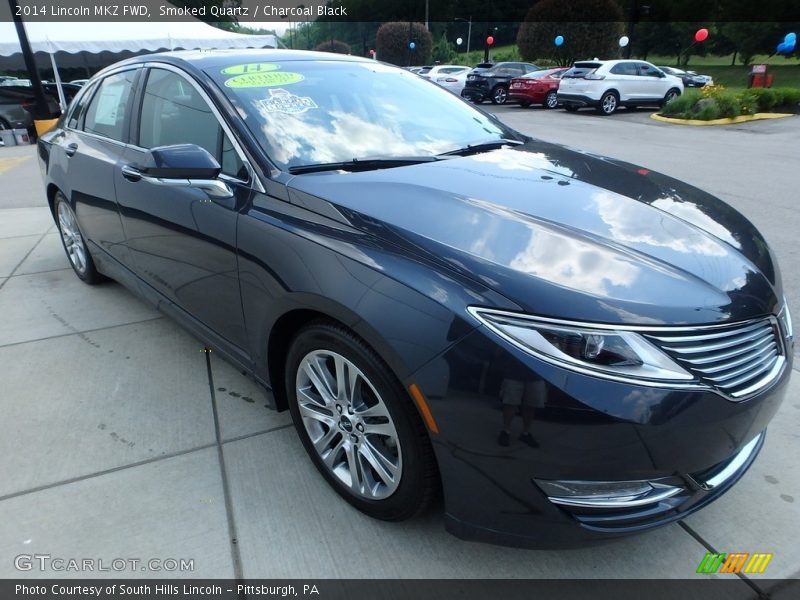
[{"x1": 509, "y1": 68, "x2": 568, "y2": 108}]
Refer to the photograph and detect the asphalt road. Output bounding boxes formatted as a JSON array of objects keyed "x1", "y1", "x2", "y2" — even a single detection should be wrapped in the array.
[{"x1": 485, "y1": 104, "x2": 800, "y2": 358}]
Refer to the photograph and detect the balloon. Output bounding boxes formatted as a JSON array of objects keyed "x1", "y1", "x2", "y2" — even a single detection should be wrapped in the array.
[
  {"x1": 486, "y1": 36, "x2": 495, "y2": 46},
  {"x1": 619, "y1": 36, "x2": 629, "y2": 47},
  {"x1": 695, "y1": 28, "x2": 709, "y2": 43},
  {"x1": 777, "y1": 42, "x2": 788, "y2": 54},
  {"x1": 409, "y1": 41, "x2": 416, "y2": 50},
  {"x1": 785, "y1": 32, "x2": 797, "y2": 43},
  {"x1": 554, "y1": 35, "x2": 564, "y2": 46},
  {"x1": 456, "y1": 37, "x2": 463, "y2": 46},
  {"x1": 787, "y1": 41, "x2": 797, "y2": 53}
]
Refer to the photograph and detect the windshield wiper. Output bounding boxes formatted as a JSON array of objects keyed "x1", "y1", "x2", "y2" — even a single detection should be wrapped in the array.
[
  {"x1": 288, "y1": 156, "x2": 440, "y2": 175},
  {"x1": 437, "y1": 139, "x2": 524, "y2": 157}
]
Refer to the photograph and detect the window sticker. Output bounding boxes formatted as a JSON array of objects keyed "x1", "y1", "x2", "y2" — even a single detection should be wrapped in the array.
[
  {"x1": 221, "y1": 63, "x2": 281, "y2": 75},
  {"x1": 257, "y1": 88, "x2": 318, "y2": 115},
  {"x1": 224, "y1": 71, "x2": 304, "y2": 88},
  {"x1": 92, "y1": 83, "x2": 126, "y2": 126}
]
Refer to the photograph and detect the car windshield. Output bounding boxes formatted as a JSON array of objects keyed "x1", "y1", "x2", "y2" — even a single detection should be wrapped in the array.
[{"x1": 209, "y1": 60, "x2": 512, "y2": 171}]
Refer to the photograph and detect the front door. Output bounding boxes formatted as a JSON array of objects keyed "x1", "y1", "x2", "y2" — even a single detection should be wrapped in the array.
[{"x1": 115, "y1": 66, "x2": 251, "y2": 349}]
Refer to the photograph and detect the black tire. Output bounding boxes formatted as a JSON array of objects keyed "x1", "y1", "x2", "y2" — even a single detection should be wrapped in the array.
[
  {"x1": 54, "y1": 192, "x2": 103, "y2": 284},
  {"x1": 0, "y1": 117, "x2": 9, "y2": 130},
  {"x1": 564, "y1": 105, "x2": 579, "y2": 112},
  {"x1": 490, "y1": 85, "x2": 508, "y2": 105},
  {"x1": 597, "y1": 91, "x2": 619, "y2": 115},
  {"x1": 545, "y1": 91, "x2": 559, "y2": 109},
  {"x1": 519, "y1": 100, "x2": 531, "y2": 108},
  {"x1": 663, "y1": 88, "x2": 681, "y2": 106},
  {"x1": 285, "y1": 320, "x2": 438, "y2": 521}
]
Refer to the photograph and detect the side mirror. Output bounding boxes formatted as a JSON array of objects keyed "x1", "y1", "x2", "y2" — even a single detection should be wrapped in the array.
[
  {"x1": 121, "y1": 144, "x2": 233, "y2": 199},
  {"x1": 139, "y1": 144, "x2": 221, "y2": 179}
]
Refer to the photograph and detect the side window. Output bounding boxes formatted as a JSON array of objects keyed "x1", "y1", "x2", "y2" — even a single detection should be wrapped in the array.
[
  {"x1": 138, "y1": 68, "x2": 246, "y2": 180},
  {"x1": 82, "y1": 71, "x2": 136, "y2": 141},
  {"x1": 67, "y1": 82, "x2": 97, "y2": 129},
  {"x1": 610, "y1": 63, "x2": 637, "y2": 76},
  {"x1": 638, "y1": 63, "x2": 662, "y2": 78}
]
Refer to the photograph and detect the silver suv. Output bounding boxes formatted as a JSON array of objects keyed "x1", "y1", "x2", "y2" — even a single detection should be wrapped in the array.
[{"x1": 558, "y1": 59, "x2": 684, "y2": 115}]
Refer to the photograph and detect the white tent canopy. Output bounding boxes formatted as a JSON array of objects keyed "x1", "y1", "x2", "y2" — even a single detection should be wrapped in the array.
[
  {"x1": 0, "y1": 20, "x2": 278, "y2": 71},
  {"x1": 0, "y1": 20, "x2": 278, "y2": 109},
  {"x1": 0, "y1": 20, "x2": 278, "y2": 56}
]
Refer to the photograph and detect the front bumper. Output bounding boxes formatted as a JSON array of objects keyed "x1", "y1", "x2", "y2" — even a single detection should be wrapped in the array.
[{"x1": 410, "y1": 326, "x2": 790, "y2": 548}]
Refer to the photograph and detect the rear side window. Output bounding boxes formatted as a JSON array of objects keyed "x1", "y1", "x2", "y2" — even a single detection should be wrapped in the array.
[
  {"x1": 138, "y1": 68, "x2": 246, "y2": 179},
  {"x1": 563, "y1": 63, "x2": 602, "y2": 78},
  {"x1": 610, "y1": 62, "x2": 638, "y2": 76},
  {"x1": 82, "y1": 71, "x2": 136, "y2": 142}
]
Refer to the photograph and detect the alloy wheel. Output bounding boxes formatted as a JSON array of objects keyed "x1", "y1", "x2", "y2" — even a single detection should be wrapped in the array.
[
  {"x1": 546, "y1": 91, "x2": 558, "y2": 109},
  {"x1": 601, "y1": 93, "x2": 617, "y2": 114},
  {"x1": 57, "y1": 201, "x2": 87, "y2": 275},
  {"x1": 295, "y1": 350, "x2": 402, "y2": 500},
  {"x1": 492, "y1": 86, "x2": 508, "y2": 104}
]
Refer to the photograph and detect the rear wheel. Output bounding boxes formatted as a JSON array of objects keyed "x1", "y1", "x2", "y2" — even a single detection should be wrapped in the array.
[
  {"x1": 54, "y1": 192, "x2": 102, "y2": 284},
  {"x1": 491, "y1": 85, "x2": 508, "y2": 105},
  {"x1": 285, "y1": 321, "x2": 438, "y2": 521},
  {"x1": 545, "y1": 91, "x2": 559, "y2": 109},
  {"x1": 597, "y1": 91, "x2": 619, "y2": 115}
]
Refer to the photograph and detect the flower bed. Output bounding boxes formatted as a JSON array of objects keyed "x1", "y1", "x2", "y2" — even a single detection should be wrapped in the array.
[{"x1": 659, "y1": 85, "x2": 800, "y2": 120}]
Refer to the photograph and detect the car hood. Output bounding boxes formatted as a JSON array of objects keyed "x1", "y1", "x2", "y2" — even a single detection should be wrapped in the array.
[{"x1": 287, "y1": 141, "x2": 781, "y2": 325}]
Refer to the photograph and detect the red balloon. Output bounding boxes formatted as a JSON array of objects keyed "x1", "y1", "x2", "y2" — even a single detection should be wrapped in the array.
[
  {"x1": 695, "y1": 28, "x2": 709, "y2": 42},
  {"x1": 486, "y1": 36, "x2": 495, "y2": 46}
]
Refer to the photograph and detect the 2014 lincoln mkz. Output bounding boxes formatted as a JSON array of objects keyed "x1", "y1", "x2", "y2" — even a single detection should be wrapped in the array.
[{"x1": 38, "y1": 50, "x2": 793, "y2": 548}]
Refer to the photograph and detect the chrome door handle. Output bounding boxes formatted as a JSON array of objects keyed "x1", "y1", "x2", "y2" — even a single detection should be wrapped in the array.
[
  {"x1": 121, "y1": 165, "x2": 142, "y2": 181},
  {"x1": 64, "y1": 143, "x2": 78, "y2": 157}
]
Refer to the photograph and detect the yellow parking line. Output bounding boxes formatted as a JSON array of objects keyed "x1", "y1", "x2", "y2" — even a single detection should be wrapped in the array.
[{"x1": 0, "y1": 155, "x2": 32, "y2": 175}]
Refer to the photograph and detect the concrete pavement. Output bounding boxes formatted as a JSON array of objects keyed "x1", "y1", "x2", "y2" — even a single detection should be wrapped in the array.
[{"x1": 0, "y1": 112, "x2": 798, "y2": 588}]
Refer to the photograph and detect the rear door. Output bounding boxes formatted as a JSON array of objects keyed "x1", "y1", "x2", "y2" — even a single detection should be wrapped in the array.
[
  {"x1": 115, "y1": 65, "x2": 252, "y2": 349},
  {"x1": 48, "y1": 68, "x2": 140, "y2": 266},
  {"x1": 608, "y1": 62, "x2": 641, "y2": 101}
]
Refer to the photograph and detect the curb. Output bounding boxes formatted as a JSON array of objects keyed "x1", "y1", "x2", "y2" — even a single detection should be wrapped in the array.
[{"x1": 650, "y1": 112, "x2": 794, "y2": 126}]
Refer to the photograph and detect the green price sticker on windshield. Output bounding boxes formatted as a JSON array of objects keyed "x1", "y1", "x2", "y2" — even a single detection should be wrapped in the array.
[
  {"x1": 221, "y1": 63, "x2": 281, "y2": 75},
  {"x1": 224, "y1": 71, "x2": 305, "y2": 88}
]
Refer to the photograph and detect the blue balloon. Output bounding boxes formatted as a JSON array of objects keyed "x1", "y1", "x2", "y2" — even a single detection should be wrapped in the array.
[
  {"x1": 777, "y1": 42, "x2": 787, "y2": 53},
  {"x1": 409, "y1": 41, "x2": 416, "y2": 50},
  {"x1": 787, "y1": 41, "x2": 797, "y2": 53},
  {"x1": 785, "y1": 32, "x2": 797, "y2": 43},
  {"x1": 554, "y1": 35, "x2": 564, "y2": 47}
]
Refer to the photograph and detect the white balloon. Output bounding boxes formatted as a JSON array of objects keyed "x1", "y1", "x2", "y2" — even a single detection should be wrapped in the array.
[
  {"x1": 619, "y1": 36, "x2": 630, "y2": 47},
  {"x1": 456, "y1": 37, "x2": 463, "y2": 46}
]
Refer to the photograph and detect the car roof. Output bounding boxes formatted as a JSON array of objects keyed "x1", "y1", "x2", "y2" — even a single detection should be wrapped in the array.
[{"x1": 112, "y1": 49, "x2": 373, "y2": 71}]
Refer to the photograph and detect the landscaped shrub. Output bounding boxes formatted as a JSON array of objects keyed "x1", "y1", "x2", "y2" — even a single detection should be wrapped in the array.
[
  {"x1": 713, "y1": 91, "x2": 741, "y2": 118},
  {"x1": 660, "y1": 85, "x2": 800, "y2": 120},
  {"x1": 661, "y1": 90, "x2": 700, "y2": 115}
]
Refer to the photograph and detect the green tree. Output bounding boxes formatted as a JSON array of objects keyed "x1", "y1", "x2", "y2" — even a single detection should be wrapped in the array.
[
  {"x1": 431, "y1": 33, "x2": 457, "y2": 64},
  {"x1": 516, "y1": 0, "x2": 625, "y2": 66},
  {"x1": 376, "y1": 22, "x2": 433, "y2": 66},
  {"x1": 314, "y1": 40, "x2": 352, "y2": 55}
]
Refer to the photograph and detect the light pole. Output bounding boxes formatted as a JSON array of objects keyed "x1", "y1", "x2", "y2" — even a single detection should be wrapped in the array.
[{"x1": 454, "y1": 16, "x2": 472, "y2": 55}]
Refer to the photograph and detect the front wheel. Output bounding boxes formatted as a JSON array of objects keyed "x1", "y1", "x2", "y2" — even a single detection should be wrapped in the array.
[
  {"x1": 54, "y1": 192, "x2": 103, "y2": 284},
  {"x1": 663, "y1": 88, "x2": 681, "y2": 106},
  {"x1": 491, "y1": 85, "x2": 508, "y2": 105},
  {"x1": 545, "y1": 91, "x2": 558, "y2": 109},
  {"x1": 285, "y1": 321, "x2": 438, "y2": 521},
  {"x1": 597, "y1": 91, "x2": 619, "y2": 115}
]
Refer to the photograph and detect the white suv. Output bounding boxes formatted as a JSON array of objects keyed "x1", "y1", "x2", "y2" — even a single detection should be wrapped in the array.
[{"x1": 558, "y1": 59, "x2": 684, "y2": 115}]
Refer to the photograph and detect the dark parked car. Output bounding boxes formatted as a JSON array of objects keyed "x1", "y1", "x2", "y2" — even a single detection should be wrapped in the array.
[
  {"x1": 0, "y1": 83, "x2": 78, "y2": 135},
  {"x1": 658, "y1": 66, "x2": 712, "y2": 88},
  {"x1": 461, "y1": 61, "x2": 540, "y2": 104},
  {"x1": 39, "y1": 50, "x2": 792, "y2": 548},
  {"x1": 508, "y1": 67, "x2": 568, "y2": 108}
]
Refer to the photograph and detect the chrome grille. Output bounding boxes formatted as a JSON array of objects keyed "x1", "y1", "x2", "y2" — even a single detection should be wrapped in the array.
[{"x1": 645, "y1": 318, "x2": 784, "y2": 399}]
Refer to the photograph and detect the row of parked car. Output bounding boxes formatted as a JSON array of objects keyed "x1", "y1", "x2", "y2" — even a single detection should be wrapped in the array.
[
  {"x1": 408, "y1": 59, "x2": 713, "y2": 116},
  {"x1": 0, "y1": 77, "x2": 85, "y2": 136}
]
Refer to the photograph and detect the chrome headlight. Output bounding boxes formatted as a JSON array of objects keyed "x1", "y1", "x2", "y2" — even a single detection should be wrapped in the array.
[{"x1": 469, "y1": 307, "x2": 693, "y2": 384}]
